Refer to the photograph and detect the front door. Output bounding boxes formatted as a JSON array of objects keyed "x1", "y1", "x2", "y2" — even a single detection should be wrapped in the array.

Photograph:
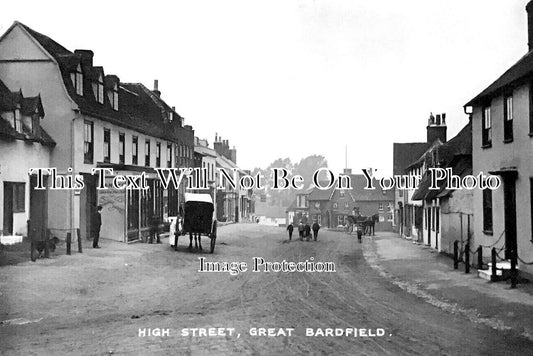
[
  {"x1": 3, "y1": 182, "x2": 14, "y2": 235},
  {"x1": 503, "y1": 176, "x2": 517, "y2": 260},
  {"x1": 29, "y1": 175, "x2": 48, "y2": 242}
]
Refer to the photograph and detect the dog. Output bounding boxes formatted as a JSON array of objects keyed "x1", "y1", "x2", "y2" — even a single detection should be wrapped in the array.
[{"x1": 34, "y1": 236, "x2": 60, "y2": 257}]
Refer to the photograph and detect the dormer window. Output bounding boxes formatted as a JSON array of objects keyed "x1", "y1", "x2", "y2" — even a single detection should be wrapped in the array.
[
  {"x1": 14, "y1": 108, "x2": 22, "y2": 133},
  {"x1": 93, "y1": 73, "x2": 104, "y2": 104},
  {"x1": 70, "y1": 64, "x2": 83, "y2": 96},
  {"x1": 112, "y1": 83, "x2": 118, "y2": 110}
]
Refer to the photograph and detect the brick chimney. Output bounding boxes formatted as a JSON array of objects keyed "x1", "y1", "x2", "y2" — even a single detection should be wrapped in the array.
[
  {"x1": 427, "y1": 112, "x2": 447, "y2": 143},
  {"x1": 528, "y1": 1, "x2": 533, "y2": 51},
  {"x1": 229, "y1": 146, "x2": 237, "y2": 164},
  {"x1": 74, "y1": 49, "x2": 94, "y2": 67},
  {"x1": 153, "y1": 79, "x2": 161, "y2": 97}
]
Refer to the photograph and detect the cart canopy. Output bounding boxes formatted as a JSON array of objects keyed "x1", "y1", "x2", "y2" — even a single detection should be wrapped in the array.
[{"x1": 184, "y1": 193, "x2": 213, "y2": 204}]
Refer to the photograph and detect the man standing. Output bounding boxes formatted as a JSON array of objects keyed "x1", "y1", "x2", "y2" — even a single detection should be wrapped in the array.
[
  {"x1": 298, "y1": 221, "x2": 304, "y2": 240},
  {"x1": 312, "y1": 221, "x2": 320, "y2": 241},
  {"x1": 304, "y1": 223, "x2": 311, "y2": 241},
  {"x1": 286, "y1": 223, "x2": 294, "y2": 241},
  {"x1": 93, "y1": 205, "x2": 102, "y2": 248}
]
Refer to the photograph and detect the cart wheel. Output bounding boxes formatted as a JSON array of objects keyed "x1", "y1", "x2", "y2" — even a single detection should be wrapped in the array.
[{"x1": 210, "y1": 221, "x2": 217, "y2": 254}]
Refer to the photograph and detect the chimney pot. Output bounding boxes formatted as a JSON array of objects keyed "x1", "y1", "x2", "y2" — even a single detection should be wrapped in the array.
[
  {"x1": 154, "y1": 79, "x2": 158, "y2": 91},
  {"x1": 527, "y1": 1, "x2": 533, "y2": 51}
]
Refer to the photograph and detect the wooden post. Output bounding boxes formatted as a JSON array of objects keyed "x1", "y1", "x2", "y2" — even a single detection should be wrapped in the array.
[
  {"x1": 66, "y1": 232, "x2": 71, "y2": 255},
  {"x1": 465, "y1": 243, "x2": 470, "y2": 274},
  {"x1": 510, "y1": 249, "x2": 517, "y2": 289},
  {"x1": 491, "y1": 247, "x2": 497, "y2": 282},
  {"x1": 44, "y1": 229, "x2": 50, "y2": 258},
  {"x1": 77, "y1": 228, "x2": 82, "y2": 253},
  {"x1": 453, "y1": 240, "x2": 459, "y2": 270},
  {"x1": 477, "y1": 245, "x2": 483, "y2": 270},
  {"x1": 29, "y1": 220, "x2": 36, "y2": 262}
]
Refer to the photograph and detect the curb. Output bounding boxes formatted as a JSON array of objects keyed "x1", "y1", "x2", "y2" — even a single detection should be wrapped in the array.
[{"x1": 361, "y1": 239, "x2": 533, "y2": 342}]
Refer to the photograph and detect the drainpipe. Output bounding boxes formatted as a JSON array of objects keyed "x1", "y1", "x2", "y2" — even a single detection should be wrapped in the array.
[{"x1": 71, "y1": 111, "x2": 80, "y2": 234}]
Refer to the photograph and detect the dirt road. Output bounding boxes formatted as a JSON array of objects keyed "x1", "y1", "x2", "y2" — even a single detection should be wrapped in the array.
[{"x1": 1, "y1": 224, "x2": 532, "y2": 355}]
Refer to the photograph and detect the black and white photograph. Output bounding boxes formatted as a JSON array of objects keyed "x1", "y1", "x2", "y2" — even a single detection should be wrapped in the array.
[{"x1": 1, "y1": 1, "x2": 533, "y2": 355}]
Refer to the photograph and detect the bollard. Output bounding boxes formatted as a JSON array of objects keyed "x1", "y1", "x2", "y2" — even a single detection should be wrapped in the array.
[
  {"x1": 44, "y1": 229, "x2": 50, "y2": 258},
  {"x1": 465, "y1": 243, "x2": 470, "y2": 274},
  {"x1": 477, "y1": 245, "x2": 483, "y2": 270},
  {"x1": 491, "y1": 247, "x2": 497, "y2": 282},
  {"x1": 77, "y1": 228, "x2": 82, "y2": 253},
  {"x1": 66, "y1": 232, "x2": 71, "y2": 255},
  {"x1": 510, "y1": 249, "x2": 517, "y2": 289},
  {"x1": 29, "y1": 220, "x2": 36, "y2": 262},
  {"x1": 453, "y1": 241, "x2": 459, "y2": 269}
]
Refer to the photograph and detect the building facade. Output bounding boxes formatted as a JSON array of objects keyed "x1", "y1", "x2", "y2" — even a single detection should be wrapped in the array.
[
  {"x1": 0, "y1": 80, "x2": 55, "y2": 240},
  {"x1": 0, "y1": 22, "x2": 194, "y2": 243},
  {"x1": 465, "y1": 2, "x2": 533, "y2": 276}
]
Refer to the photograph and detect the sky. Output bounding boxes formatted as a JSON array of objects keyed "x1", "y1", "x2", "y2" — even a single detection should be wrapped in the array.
[{"x1": 0, "y1": 0, "x2": 529, "y2": 176}]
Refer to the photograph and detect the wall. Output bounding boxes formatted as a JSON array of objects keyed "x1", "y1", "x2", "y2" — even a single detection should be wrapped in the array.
[
  {"x1": 472, "y1": 83, "x2": 533, "y2": 276},
  {"x1": 0, "y1": 139, "x2": 52, "y2": 235}
]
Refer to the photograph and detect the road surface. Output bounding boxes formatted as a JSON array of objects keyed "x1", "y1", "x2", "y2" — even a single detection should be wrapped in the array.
[{"x1": 1, "y1": 224, "x2": 532, "y2": 355}]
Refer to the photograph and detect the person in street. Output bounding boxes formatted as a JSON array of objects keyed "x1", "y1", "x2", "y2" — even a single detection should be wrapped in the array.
[
  {"x1": 357, "y1": 224, "x2": 363, "y2": 243},
  {"x1": 149, "y1": 214, "x2": 161, "y2": 244},
  {"x1": 312, "y1": 221, "x2": 320, "y2": 241},
  {"x1": 287, "y1": 223, "x2": 294, "y2": 240},
  {"x1": 93, "y1": 205, "x2": 102, "y2": 248},
  {"x1": 298, "y1": 221, "x2": 304, "y2": 240},
  {"x1": 304, "y1": 223, "x2": 311, "y2": 241}
]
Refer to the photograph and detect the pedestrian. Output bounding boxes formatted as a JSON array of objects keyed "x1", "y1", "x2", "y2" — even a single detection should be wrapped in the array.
[
  {"x1": 357, "y1": 224, "x2": 363, "y2": 243},
  {"x1": 149, "y1": 214, "x2": 161, "y2": 244},
  {"x1": 312, "y1": 221, "x2": 320, "y2": 241},
  {"x1": 304, "y1": 223, "x2": 311, "y2": 241},
  {"x1": 93, "y1": 205, "x2": 102, "y2": 248},
  {"x1": 287, "y1": 223, "x2": 294, "y2": 240},
  {"x1": 298, "y1": 221, "x2": 304, "y2": 240}
]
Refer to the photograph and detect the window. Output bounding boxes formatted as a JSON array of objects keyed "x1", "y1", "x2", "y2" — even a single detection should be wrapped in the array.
[
  {"x1": 530, "y1": 178, "x2": 533, "y2": 242},
  {"x1": 156, "y1": 142, "x2": 161, "y2": 167},
  {"x1": 333, "y1": 202, "x2": 338, "y2": 209},
  {"x1": 529, "y1": 82, "x2": 533, "y2": 135},
  {"x1": 145, "y1": 140, "x2": 150, "y2": 166},
  {"x1": 483, "y1": 188, "x2": 493, "y2": 233},
  {"x1": 112, "y1": 83, "x2": 119, "y2": 110},
  {"x1": 132, "y1": 136, "x2": 138, "y2": 165},
  {"x1": 70, "y1": 64, "x2": 83, "y2": 96},
  {"x1": 296, "y1": 195, "x2": 307, "y2": 208},
  {"x1": 482, "y1": 106, "x2": 492, "y2": 146},
  {"x1": 12, "y1": 182, "x2": 25, "y2": 213},
  {"x1": 14, "y1": 109, "x2": 22, "y2": 133},
  {"x1": 504, "y1": 95, "x2": 513, "y2": 142},
  {"x1": 167, "y1": 143, "x2": 172, "y2": 168},
  {"x1": 337, "y1": 215, "x2": 344, "y2": 226},
  {"x1": 84, "y1": 121, "x2": 93, "y2": 163},
  {"x1": 340, "y1": 190, "x2": 345, "y2": 197},
  {"x1": 344, "y1": 201, "x2": 349, "y2": 209},
  {"x1": 93, "y1": 73, "x2": 104, "y2": 104},
  {"x1": 378, "y1": 203, "x2": 384, "y2": 211},
  {"x1": 103, "y1": 129, "x2": 110, "y2": 163},
  {"x1": 119, "y1": 133, "x2": 125, "y2": 164}
]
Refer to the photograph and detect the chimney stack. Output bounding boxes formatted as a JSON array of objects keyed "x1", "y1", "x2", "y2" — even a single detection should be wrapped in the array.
[
  {"x1": 426, "y1": 112, "x2": 447, "y2": 143},
  {"x1": 74, "y1": 49, "x2": 94, "y2": 67},
  {"x1": 528, "y1": 1, "x2": 533, "y2": 51},
  {"x1": 153, "y1": 79, "x2": 161, "y2": 97}
]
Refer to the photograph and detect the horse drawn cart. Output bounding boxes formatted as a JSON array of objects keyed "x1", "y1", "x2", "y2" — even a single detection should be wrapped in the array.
[{"x1": 169, "y1": 193, "x2": 218, "y2": 253}]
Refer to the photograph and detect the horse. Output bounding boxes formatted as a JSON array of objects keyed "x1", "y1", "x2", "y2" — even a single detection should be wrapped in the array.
[{"x1": 361, "y1": 214, "x2": 379, "y2": 236}]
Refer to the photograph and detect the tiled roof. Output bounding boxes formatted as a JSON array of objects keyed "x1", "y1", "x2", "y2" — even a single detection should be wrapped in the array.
[
  {"x1": 350, "y1": 175, "x2": 395, "y2": 201},
  {"x1": 308, "y1": 184, "x2": 335, "y2": 201},
  {"x1": 0, "y1": 79, "x2": 55, "y2": 146},
  {"x1": 465, "y1": 50, "x2": 533, "y2": 106},
  {"x1": 16, "y1": 22, "x2": 190, "y2": 145},
  {"x1": 393, "y1": 142, "x2": 432, "y2": 175}
]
